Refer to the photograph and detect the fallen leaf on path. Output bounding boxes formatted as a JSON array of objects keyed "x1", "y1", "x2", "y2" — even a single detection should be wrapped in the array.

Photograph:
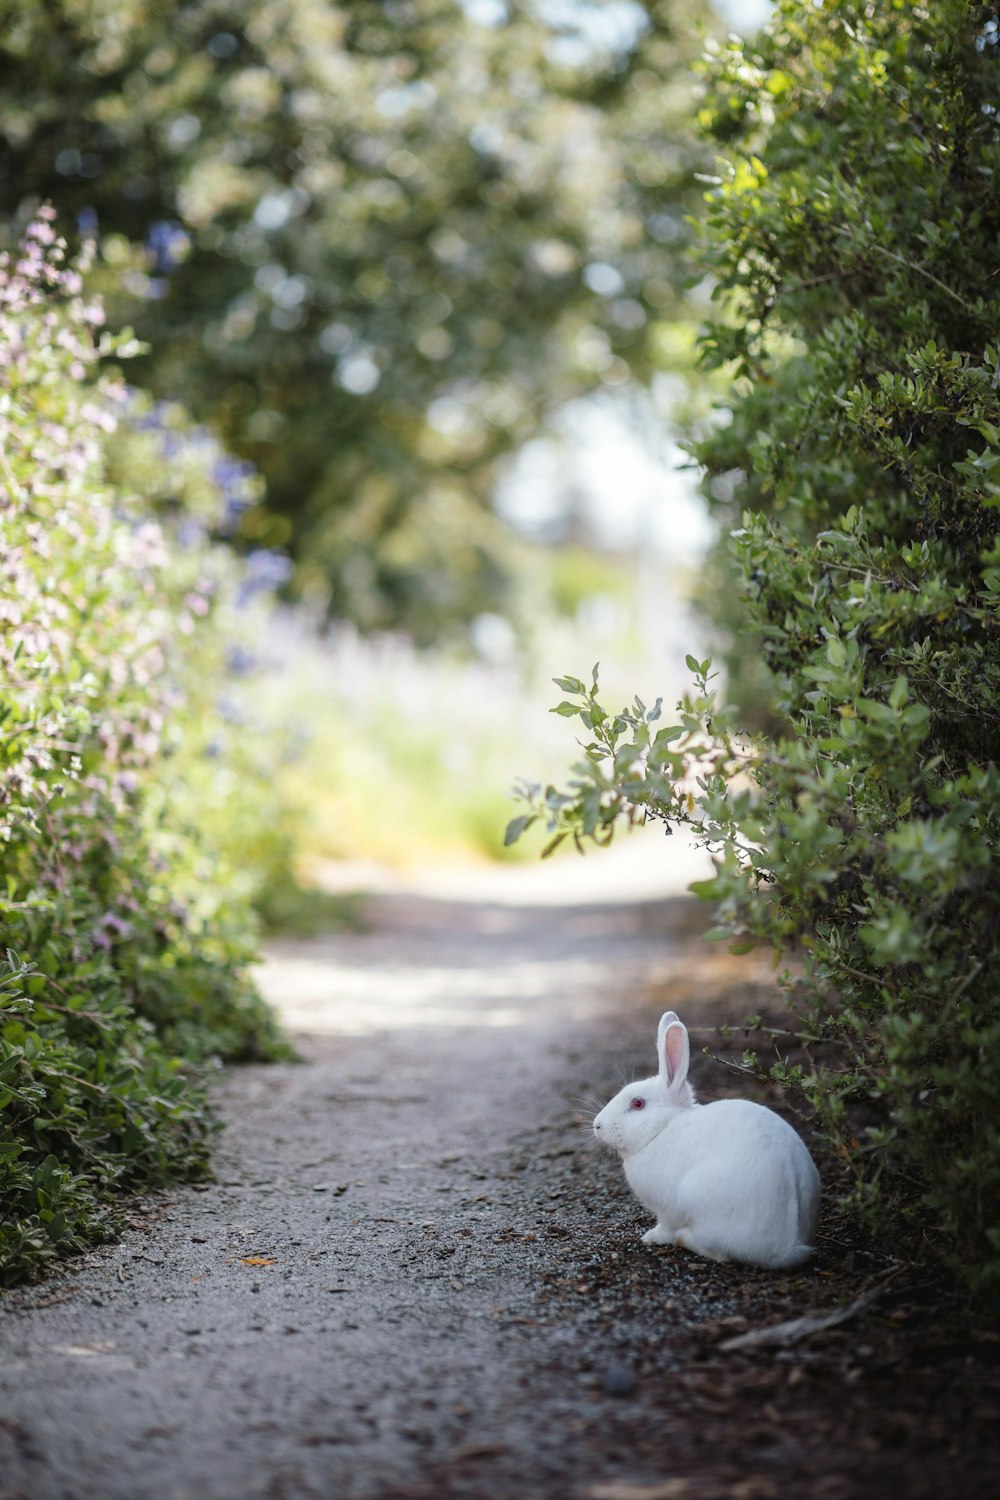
[
  {"x1": 587, "y1": 1480, "x2": 690, "y2": 1500},
  {"x1": 239, "y1": 1257, "x2": 277, "y2": 1267},
  {"x1": 450, "y1": 1441, "x2": 507, "y2": 1463}
]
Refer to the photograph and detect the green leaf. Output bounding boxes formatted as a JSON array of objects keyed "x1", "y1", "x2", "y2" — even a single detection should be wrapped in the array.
[
  {"x1": 504, "y1": 814, "x2": 537, "y2": 847},
  {"x1": 551, "y1": 701, "x2": 583, "y2": 717}
]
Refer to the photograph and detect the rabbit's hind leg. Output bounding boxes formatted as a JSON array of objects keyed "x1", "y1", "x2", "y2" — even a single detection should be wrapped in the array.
[
  {"x1": 671, "y1": 1169, "x2": 740, "y2": 1262},
  {"x1": 672, "y1": 1224, "x2": 733, "y2": 1262}
]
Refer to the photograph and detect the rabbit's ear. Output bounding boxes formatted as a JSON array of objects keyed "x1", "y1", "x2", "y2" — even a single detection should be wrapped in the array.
[
  {"x1": 660, "y1": 1019, "x2": 690, "y2": 1094},
  {"x1": 656, "y1": 1011, "x2": 681, "y2": 1079}
]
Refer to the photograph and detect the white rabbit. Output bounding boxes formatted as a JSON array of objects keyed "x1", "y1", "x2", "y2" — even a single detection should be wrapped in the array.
[{"x1": 592, "y1": 1011, "x2": 820, "y2": 1269}]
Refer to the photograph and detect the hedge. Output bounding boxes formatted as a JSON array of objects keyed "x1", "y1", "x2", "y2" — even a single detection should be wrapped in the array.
[{"x1": 510, "y1": 0, "x2": 1000, "y2": 1309}]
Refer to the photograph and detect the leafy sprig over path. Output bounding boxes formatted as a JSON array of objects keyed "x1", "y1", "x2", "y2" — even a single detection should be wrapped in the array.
[{"x1": 511, "y1": 0, "x2": 1000, "y2": 1310}]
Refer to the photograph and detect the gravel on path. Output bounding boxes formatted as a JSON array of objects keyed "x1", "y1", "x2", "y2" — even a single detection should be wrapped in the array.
[{"x1": 2, "y1": 841, "x2": 997, "y2": 1500}]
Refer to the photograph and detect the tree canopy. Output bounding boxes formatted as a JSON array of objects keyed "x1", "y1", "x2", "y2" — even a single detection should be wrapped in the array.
[{"x1": 0, "y1": 0, "x2": 710, "y2": 639}]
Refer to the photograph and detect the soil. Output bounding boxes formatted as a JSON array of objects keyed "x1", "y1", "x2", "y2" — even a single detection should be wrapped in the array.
[{"x1": 1, "y1": 844, "x2": 998, "y2": 1500}]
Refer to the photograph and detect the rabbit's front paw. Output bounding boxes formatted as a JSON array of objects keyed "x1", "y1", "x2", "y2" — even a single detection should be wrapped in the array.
[{"x1": 641, "y1": 1224, "x2": 676, "y2": 1246}]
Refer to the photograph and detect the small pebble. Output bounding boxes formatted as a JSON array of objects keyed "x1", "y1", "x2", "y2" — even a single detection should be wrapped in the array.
[{"x1": 602, "y1": 1366, "x2": 637, "y2": 1398}]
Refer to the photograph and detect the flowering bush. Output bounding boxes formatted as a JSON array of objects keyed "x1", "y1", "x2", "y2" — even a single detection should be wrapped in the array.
[{"x1": 0, "y1": 212, "x2": 287, "y2": 1282}]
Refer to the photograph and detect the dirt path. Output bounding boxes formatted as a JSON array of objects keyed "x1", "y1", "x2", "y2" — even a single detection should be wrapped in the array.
[{"x1": 1, "y1": 843, "x2": 998, "y2": 1500}]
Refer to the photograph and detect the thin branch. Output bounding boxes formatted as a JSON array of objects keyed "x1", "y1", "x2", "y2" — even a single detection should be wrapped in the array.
[
  {"x1": 831, "y1": 223, "x2": 979, "y2": 313},
  {"x1": 720, "y1": 1271, "x2": 901, "y2": 1351}
]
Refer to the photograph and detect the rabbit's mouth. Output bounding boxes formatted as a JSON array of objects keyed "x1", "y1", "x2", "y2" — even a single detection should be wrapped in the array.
[{"x1": 592, "y1": 1122, "x2": 624, "y2": 1154}]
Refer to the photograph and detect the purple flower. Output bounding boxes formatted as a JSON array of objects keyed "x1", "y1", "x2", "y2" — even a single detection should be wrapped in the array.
[
  {"x1": 226, "y1": 644, "x2": 257, "y2": 676},
  {"x1": 211, "y1": 456, "x2": 252, "y2": 490},
  {"x1": 177, "y1": 517, "x2": 207, "y2": 550},
  {"x1": 236, "y1": 548, "x2": 293, "y2": 606},
  {"x1": 222, "y1": 493, "x2": 251, "y2": 530},
  {"x1": 129, "y1": 400, "x2": 170, "y2": 433},
  {"x1": 95, "y1": 911, "x2": 133, "y2": 947},
  {"x1": 146, "y1": 220, "x2": 191, "y2": 273}
]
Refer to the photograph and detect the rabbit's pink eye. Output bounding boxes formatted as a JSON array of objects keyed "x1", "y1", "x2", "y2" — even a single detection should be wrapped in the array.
[{"x1": 629, "y1": 1097, "x2": 645, "y2": 1110}]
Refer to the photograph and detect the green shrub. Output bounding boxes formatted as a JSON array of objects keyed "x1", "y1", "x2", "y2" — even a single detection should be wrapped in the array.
[
  {"x1": 511, "y1": 1, "x2": 1000, "y2": 1308},
  {"x1": 0, "y1": 213, "x2": 286, "y2": 1283}
]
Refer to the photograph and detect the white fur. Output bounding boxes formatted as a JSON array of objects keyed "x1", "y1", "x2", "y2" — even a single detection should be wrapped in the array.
[{"x1": 593, "y1": 1012, "x2": 820, "y2": 1269}]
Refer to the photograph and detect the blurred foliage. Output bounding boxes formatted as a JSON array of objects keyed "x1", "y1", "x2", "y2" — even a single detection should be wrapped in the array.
[
  {"x1": 0, "y1": 216, "x2": 289, "y2": 1284},
  {"x1": 258, "y1": 601, "x2": 646, "y2": 874},
  {"x1": 0, "y1": 0, "x2": 712, "y2": 642},
  {"x1": 513, "y1": 0, "x2": 1000, "y2": 1310}
]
